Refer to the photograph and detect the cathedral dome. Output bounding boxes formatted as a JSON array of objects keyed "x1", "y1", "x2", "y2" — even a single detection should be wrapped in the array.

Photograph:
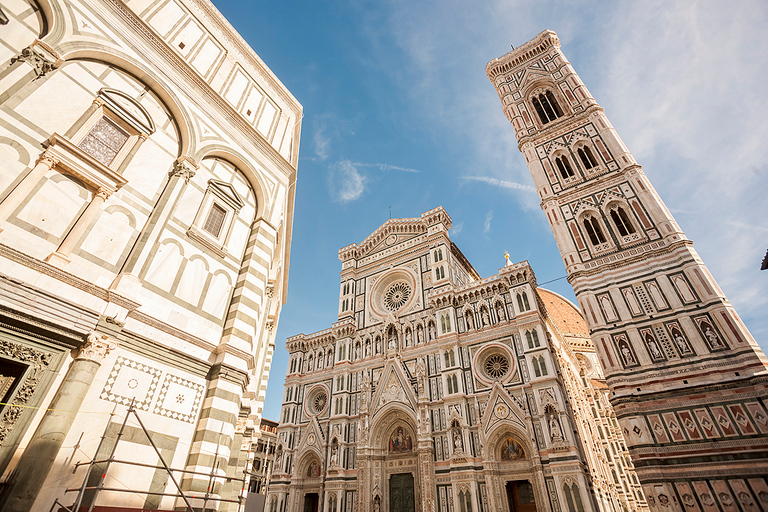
[{"x1": 537, "y1": 288, "x2": 588, "y2": 337}]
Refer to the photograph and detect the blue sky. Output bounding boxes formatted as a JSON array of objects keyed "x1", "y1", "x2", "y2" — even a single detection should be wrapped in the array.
[{"x1": 213, "y1": 0, "x2": 768, "y2": 421}]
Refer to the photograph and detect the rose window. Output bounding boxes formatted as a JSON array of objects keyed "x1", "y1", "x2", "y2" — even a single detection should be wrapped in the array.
[
  {"x1": 383, "y1": 282, "x2": 411, "y2": 311},
  {"x1": 313, "y1": 392, "x2": 327, "y2": 413},
  {"x1": 484, "y1": 353, "x2": 510, "y2": 379}
]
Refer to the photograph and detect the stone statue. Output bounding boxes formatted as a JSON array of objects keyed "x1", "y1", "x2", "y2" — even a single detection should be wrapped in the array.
[
  {"x1": 388, "y1": 331, "x2": 397, "y2": 351},
  {"x1": 704, "y1": 326, "x2": 722, "y2": 347},
  {"x1": 453, "y1": 431, "x2": 463, "y2": 451},
  {"x1": 416, "y1": 358, "x2": 426, "y2": 395},
  {"x1": 646, "y1": 335, "x2": 662, "y2": 359},
  {"x1": 673, "y1": 332, "x2": 690, "y2": 354},
  {"x1": 331, "y1": 444, "x2": 338, "y2": 465},
  {"x1": 550, "y1": 415, "x2": 563, "y2": 441},
  {"x1": 417, "y1": 326, "x2": 424, "y2": 344},
  {"x1": 620, "y1": 342, "x2": 634, "y2": 364},
  {"x1": 405, "y1": 329, "x2": 412, "y2": 347},
  {"x1": 496, "y1": 302, "x2": 505, "y2": 320},
  {"x1": 466, "y1": 314, "x2": 474, "y2": 330},
  {"x1": 482, "y1": 308, "x2": 490, "y2": 326},
  {"x1": 429, "y1": 323, "x2": 436, "y2": 340}
]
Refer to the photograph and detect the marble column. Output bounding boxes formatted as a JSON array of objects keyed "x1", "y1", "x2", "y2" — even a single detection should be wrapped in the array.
[
  {"x1": 3, "y1": 333, "x2": 116, "y2": 512},
  {"x1": 0, "y1": 152, "x2": 56, "y2": 233},
  {"x1": 46, "y1": 188, "x2": 110, "y2": 266}
]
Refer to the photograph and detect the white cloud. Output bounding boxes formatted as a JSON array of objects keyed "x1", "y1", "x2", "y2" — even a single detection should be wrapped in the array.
[
  {"x1": 450, "y1": 221, "x2": 463, "y2": 236},
  {"x1": 483, "y1": 211, "x2": 493, "y2": 234},
  {"x1": 352, "y1": 162, "x2": 421, "y2": 173},
  {"x1": 329, "y1": 160, "x2": 366, "y2": 203},
  {"x1": 462, "y1": 176, "x2": 536, "y2": 192}
]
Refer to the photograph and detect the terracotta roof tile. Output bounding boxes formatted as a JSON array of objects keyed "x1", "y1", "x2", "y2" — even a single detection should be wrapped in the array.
[{"x1": 538, "y1": 288, "x2": 589, "y2": 337}]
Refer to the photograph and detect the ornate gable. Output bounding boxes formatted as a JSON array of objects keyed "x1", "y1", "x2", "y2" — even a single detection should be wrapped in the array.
[
  {"x1": 370, "y1": 360, "x2": 417, "y2": 415},
  {"x1": 481, "y1": 382, "x2": 528, "y2": 435}
]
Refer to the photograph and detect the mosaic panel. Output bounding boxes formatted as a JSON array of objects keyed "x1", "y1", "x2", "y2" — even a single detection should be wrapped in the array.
[
  {"x1": 152, "y1": 373, "x2": 205, "y2": 423},
  {"x1": 100, "y1": 356, "x2": 162, "y2": 411}
]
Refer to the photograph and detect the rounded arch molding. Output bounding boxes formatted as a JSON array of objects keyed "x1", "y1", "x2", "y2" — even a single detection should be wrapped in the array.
[
  {"x1": 47, "y1": 46, "x2": 195, "y2": 157},
  {"x1": 484, "y1": 420, "x2": 536, "y2": 464},
  {"x1": 369, "y1": 401, "x2": 417, "y2": 452},
  {"x1": 194, "y1": 145, "x2": 273, "y2": 220}
]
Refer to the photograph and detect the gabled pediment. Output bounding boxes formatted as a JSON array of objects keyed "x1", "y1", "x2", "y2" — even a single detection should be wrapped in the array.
[
  {"x1": 208, "y1": 179, "x2": 244, "y2": 211},
  {"x1": 371, "y1": 360, "x2": 417, "y2": 415},
  {"x1": 297, "y1": 416, "x2": 325, "y2": 455},
  {"x1": 481, "y1": 382, "x2": 528, "y2": 434}
]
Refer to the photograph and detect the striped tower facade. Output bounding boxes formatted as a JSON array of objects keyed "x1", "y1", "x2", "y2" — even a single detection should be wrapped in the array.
[{"x1": 487, "y1": 30, "x2": 768, "y2": 510}]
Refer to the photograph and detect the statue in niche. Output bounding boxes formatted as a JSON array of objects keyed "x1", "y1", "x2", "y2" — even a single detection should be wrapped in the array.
[
  {"x1": 619, "y1": 340, "x2": 634, "y2": 364},
  {"x1": 389, "y1": 426, "x2": 413, "y2": 453},
  {"x1": 500, "y1": 438, "x2": 525, "y2": 460},
  {"x1": 466, "y1": 313, "x2": 474, "y2": 330},
  {"x1": 317, "y1": 355, "x2": 323, "y2": 369},
  {"x1": 375, "y1": 337, "x2": 381, "y2": 354},
  {"x1": 453, "y1": 430, "x2": 463, "y2": 452},
  {"x1": 405, "y1": 329, "x2": 412, "y2": 347},
  {"x1": 417, "y1": 325, "x2": 424, "y2": 344},
  {"x1": 365, "y1": 340, "x2": 371, "y2": 357},
  {"x1": 327, "y1": 351, "x2": 333, "y2": 366},
  {"x1": 373, "y1": 495, "x2": 381, "y2": 512},
  {"x1": 330, "y1": 444, "x2": 339, "y2": 466},
  {"x1": 702, "y1": 323, "x2": 722, "y2": 348},
  {"x1": 429, "y1": 323, "x2": 436, "y2": 341},
  {"x1": 549, "y1": 413, "x2": 563, "y2": 441},
  {"x1": 388, "y1": 330, "x2": 397, "y2": 351},
  {"x1": 672, "y1": 328, "x2": 691, "y2": 354},
  {"x1": 496, "y1": 302, "x2": 506, "y2": 320},
  {"x1": 415, "y1": 358, "x2": 426, "y2": 395},
  {"x1": 355, "y1": 343, "x2": 360, "y2": 360},
  {"x1": 482, "y1": 308, "x2": 490, "y2": 326},
  {"x1": 645, "y1": 334, "x2": 662, "y2": 359}
]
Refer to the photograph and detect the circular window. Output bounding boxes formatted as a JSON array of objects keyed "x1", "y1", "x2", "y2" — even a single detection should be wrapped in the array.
[
  {"x1": 484, "y1": 353, "x2": 510, "y2": 379},
  {"x1": 305, "y1": 386, "x2": 329, "y2": 416},
  {"x1": 383, "y1": 282, "x2": 412, "y2": 312}
]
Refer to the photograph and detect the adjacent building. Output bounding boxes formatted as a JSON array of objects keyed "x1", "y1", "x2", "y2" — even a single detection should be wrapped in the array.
[
  {"x1": 0, "y1": 0, "x2": 301, "y2": 510},
  {"x1": 269, "y1": 207, "x2": 647, "y2": 512},
  {"x1": 487, "y1": 30, "x2": 768, "y2": 510}
]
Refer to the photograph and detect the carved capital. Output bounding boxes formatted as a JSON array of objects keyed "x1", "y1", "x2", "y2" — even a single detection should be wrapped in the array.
[
  {"x1": 36, "y1": 150, "x2": 57, "y2": 168},
  {"x1": 10, "y1": 45, "x2": 56, "y2": 79},
  {"x1": 95, "y1": 188, "x2": 111, "y2": 200},
  {"x1": 77, "y1": 333, "x2": 117, "y2": 362},
  {"x1": 170, "y1": 159, "x2": 197, "y2": 183}
]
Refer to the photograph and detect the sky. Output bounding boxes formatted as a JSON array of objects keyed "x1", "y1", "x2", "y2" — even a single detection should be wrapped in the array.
[{"x1": 212, "y1": 0, "x2": 768, "y2": 422}]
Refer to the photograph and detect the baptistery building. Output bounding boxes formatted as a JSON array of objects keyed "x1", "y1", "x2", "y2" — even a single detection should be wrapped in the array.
[
  {"x1": 0, "y1": 0, "x2": 301, "y2": 510},
  {"x1": 269, "y1": 207, "x2": 647, "y2": 512}
]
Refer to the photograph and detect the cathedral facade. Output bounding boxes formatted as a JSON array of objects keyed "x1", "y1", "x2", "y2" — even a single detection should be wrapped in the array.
[
  {"x1": 270, "y1": 207, "x2": 647, "y2": 512},
  {"x1": 487, "y1": 30, "x2": 768, "y2": 511},
  {"x1": 0, "y1": 0, "x2": 301, "y2": 510}
]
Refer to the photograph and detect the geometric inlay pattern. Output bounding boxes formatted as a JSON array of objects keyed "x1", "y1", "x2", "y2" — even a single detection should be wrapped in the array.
[
  {"x1": 99, "y1": 356, "x2": 162, "y2": 411},
  {"x1": 152, "y1": 373, "x2": 205, "y2": 423}
]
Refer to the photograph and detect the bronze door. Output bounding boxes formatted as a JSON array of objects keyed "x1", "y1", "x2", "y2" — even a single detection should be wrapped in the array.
[
  {"x1": 506, "y1": 481, "x2": 537, "y2": 512},
  {"x1": 303, "y1": 492, "x2": 319, "y2": 512},
  {"x1": 390, "y1": 473, "x2": 415, "y2": 512}
]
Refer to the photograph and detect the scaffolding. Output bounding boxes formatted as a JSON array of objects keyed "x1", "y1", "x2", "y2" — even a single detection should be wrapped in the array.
[{"x1": 49, "y1": 400, "x2": 248, "y2": 512}]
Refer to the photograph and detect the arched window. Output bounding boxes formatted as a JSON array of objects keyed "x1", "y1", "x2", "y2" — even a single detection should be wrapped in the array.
[
  {"x1": 583, "y1": 216, "x2": 607, "y2": 245},
  {"x1": 458, "y1": 489, "x2": 473, "y2": 512},
  {"x1": 555, "y1": 155, "x2": 575, "y2": 179},
  {"x1": 531, "y1": 330, "x2": 540, "y2": 347},
  {"x1": 517, "y1": 294, "x2": 524, "y2": 312},
  {"x1": 539, "y1": 356, "x2": 548, "y2": 376},
  {"x1": 436, "y1": 266, "x2": 445, "y2": 280},
  {"x1": 532, "y1": 357, "x2": 541, "y2": 377},
  {"x1": 609, "y1": 207, "x2": 636, "y2": 237},
  {"x1": 532, "y1": 90, "x2": 564, "y2": 124},
  {"x1": 526, "y1": 331, "x2": 534, "y2": 349},
  {"x1": 522, "y1": 292, "x2": 530, "y2": 310},
  {"x1": 577, "y1": 146, "x2": 598, "y2": 170},
  {"x1": 563, "y1": 482, "x2": 585, "y2": 512}
]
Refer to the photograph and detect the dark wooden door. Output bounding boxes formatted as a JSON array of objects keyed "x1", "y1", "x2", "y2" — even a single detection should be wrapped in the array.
[
  {"x1": 390, "y1": 473, "x2": 415, "y2": 512},
  {"x1": 303, "y1": 492, "x2": 319, "y2": 512},
  {"x1": 506, "y1": 481, "x2": 537, "y2": 512}
]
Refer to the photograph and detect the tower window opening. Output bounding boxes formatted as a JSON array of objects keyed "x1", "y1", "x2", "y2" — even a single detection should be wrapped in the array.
[
  {"x1": 610, "y1": 207, "x2": 636, "y2": 237},
  {"x1": 583, "y1": 216, "x2": 607, "y2": 245},
  {"x1": 555, "y1": 156, "x2": 575, "y2": 179},
  {"x1": 532, "y1": 90, "x2": 564, "y2": 125},
  {"x1": 578, "y1": 146, "x2": 598, "y2": 169}
]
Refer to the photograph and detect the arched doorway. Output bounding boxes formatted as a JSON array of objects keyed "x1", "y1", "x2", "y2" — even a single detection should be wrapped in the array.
[{"x1": 483, "y1": 427, "x2": 546, "y2": 512}]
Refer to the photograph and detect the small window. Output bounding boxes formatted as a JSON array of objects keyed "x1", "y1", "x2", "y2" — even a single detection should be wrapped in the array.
[
  {"x1": 532, "y1": 357, "x2": 541, "y2": 377},
  {"x1": 539, "y1": 356, "x2": 548, "y2": 376},
  {"x1": 610, "y1": 207, "x2": 636, "y2": 237},
  {"x1": 532, "y1": 330, "x2": 540, "y2": 347},
  {"x1": 522, "y1": 292, "x2": 530, "y2": 310},
  {"x1": 532, "y1": 90, "x2": 564, "y2": 125},
  {"x1": 583, "y1": 216, "x2": 607, "y2": 245},
  {"x1": 555, "y1": 155, "x2": 575, "y2": 179},
  {"x1": 202, "y1": 203, "x2": 227, "y2": 237},
  {"x1": 577, "y1": 147, "x2": 598, "y2": 170},
  {"x1": 526, "y1": 331, "x2": 534, "y2": 349}
]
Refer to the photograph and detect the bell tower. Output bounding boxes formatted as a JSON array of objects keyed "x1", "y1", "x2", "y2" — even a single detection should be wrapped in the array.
[{"x1": 487, "y1": 30, "x2": 768, "y2": 507}]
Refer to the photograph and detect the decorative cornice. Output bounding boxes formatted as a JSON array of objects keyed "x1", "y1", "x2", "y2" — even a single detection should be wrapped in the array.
[
  {"x1": 77, "y1": 332, "x2": 117, "y2": 362},
  {"x1": 485, "y1": 29, "x2": 560, "y2": 80}
]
